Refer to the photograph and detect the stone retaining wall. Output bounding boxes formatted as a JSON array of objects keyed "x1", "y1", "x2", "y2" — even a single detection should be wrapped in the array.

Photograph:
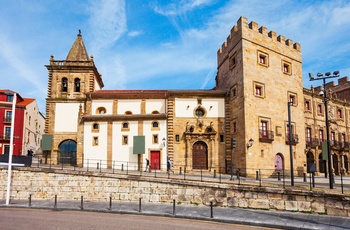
[{"x1": 0, "y1": 168, "x2": 349, "y2": 217}]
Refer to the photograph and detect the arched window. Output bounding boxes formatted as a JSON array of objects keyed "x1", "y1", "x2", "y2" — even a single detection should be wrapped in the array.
[
  {"x1": 152, "y1": 110, "x2": 160, "y2": 114},
  {"x1": 62, "y1": 78, "x2": 68, "y2": 92},
  {"x1": 93, "y1": 123, "x2": 99, "y2": 130},
  {"x1": 122, "y1": 122, "x2": 129, "y2": 129},
  {"x1": 74, "y1": 78, "x2": 80, "y2": 92},
  {"x1": 96, "y1": 107, "x2": 106, "y2": 114},
  {"x1": 152, "y1": 121, "x2": 159, "y2": 128}
]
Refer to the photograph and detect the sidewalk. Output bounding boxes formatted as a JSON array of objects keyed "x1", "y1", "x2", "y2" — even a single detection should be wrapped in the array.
[{"x1": 1, "y1": 199, "x2": 349, "y2": 230}]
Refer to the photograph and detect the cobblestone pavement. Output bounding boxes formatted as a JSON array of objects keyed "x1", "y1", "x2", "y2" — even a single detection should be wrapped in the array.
[{"x1": 1, "y1": 199, "x2": 350, "y2": 230}]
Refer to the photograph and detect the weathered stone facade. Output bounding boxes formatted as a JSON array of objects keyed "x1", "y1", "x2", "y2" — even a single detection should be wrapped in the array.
[
  {"x1": 43, "y1": 17, "x2": 350, "y2": 177},
  {"x1": 216, "y1": 16, "x2": 304, "y2": 177},
  {"x1": 1, "y1": 168, "x2": 349, "y2": 217}
]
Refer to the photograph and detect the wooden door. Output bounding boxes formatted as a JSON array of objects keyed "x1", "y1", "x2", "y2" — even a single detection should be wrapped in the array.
[
  {"x1": 150, "y1": 151, "x2": 160, "y2": 170},
  {"x1": 192, "y1": 141, "x2": 208, "y2": 170},
  {"x1": 274, "y1": 154, "x2": 283, "y2": 170}
]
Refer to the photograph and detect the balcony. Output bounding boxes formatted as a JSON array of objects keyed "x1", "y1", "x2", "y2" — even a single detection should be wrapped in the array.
[
  {"x1": 285, "y1": 134, "x2": 299, "y2": 145},
  {"x1": 3, "y1": 116, "x2": 11, "y2": 123},
  {"x1": 306, "y1": 138, "x2": 320, "y2": 148},
  {"x1": 0, "y1": 133, "x2": 10, "y2": 141},
  {"x1": 331, "y1": 141, "x2": 350, "y2": 151},
  {"x1": 259, "y1": 129, "x2": 274, "y2": 143}
]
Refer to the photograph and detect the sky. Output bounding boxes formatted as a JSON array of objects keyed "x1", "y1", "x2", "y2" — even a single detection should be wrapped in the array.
[{"x1": 1, "y1": 0, "x2": 350, "y2": 114}]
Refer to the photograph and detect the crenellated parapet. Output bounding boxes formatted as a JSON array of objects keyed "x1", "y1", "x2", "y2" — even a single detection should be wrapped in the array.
[{"x1": 217, "y1": 16, "x2": 301, "y2": 65}]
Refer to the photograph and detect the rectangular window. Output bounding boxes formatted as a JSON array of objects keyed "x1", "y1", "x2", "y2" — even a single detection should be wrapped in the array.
[
  {"x1": 175, "y1": 135, "x2": 180, "y2": 142},
  {"x1": 5, "y1": 127, "x2": 11, "y2": 139},
  {"x1": 317, "y1": 104, "x2": 323, "y2": 115},
  {"x1": 6, "y1": 95, "x2": 13, "y2": 102},
  {"x1": 306, "y1": 127, "x2": 311, "y2": 144},
  {"x1": 153, "y1": 134, "x2": 158, "y2": 144},
  {"x1": 93, "y1": 137, "x2": 99, "y2": 146},
  {"x1": 255, "y1": 86, "x2": 262, "y2": 96},
  {"x1": 197, "y1": 99, "x2": 202, "y2": 105},
  {"x1": 331, "y1": 132, "x2": 335, "y2": 145},
  {"x1": 337, "y1": 108, "x2": 343, "y2": 119},
  {"x1": 288, "y1": 92, "x2": 297, "y2": 106},
  {"x1": 286, "y1": 124, "x2": 295, "y2": 137},
  {"x1": 5, "y1": 111, "x2": 12, "y2": 122},
  {"x1": 259, "y1": 55, "x2": 266, "y2": 64},
  {"x1": 233, "y1": 121, "x2": 237, "y2": 133},
  {"x1": 122, "y1": 135, "x2": 128, "y2": 145},
  {"x1": 220, "y1": 135, "x2": 224, "y2": 142},
  {"x1": 319, "y1": 129, "x2": 324, "y2": 141},
  {"x1": 305, "y1": 100, "x2": 310, "y2": 111},
  {"x1": 342, "y1": 133, "x2": 346, "y2": 144},
  {"x1": 260, "y1": 121, "x2": 268, "y2": 138},
  {"x1": 253, "y1": 82, "x2": 265, "y2": 98},
  {"x1": 229, "y1": 54, "x2": 236, "y2": 69},
  {"x1": 257, "y1": 51, "x2": 269, "y2": 67},
  {"x1": 289, "y1": 95, "x2": 295, "y2": 104},
  {"x1": 282, "y1": 61, "x2": 292, "y2": 75}
]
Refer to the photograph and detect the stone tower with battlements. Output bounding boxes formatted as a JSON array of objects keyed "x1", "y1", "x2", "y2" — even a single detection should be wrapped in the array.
[
  {"x1": 44, "y1": 32, "x2": 104, "y2": 165},
  {"x1": 216, "y1": 17, "x2": 305, "y2": 176}
]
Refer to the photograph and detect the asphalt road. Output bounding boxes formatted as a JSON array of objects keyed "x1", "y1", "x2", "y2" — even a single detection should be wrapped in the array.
[{"x1": 0, "y1": 208, "x2": 280, "y2": 230}]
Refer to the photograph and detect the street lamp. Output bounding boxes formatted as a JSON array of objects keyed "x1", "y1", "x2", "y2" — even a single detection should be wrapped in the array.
[
  {"x1": 4, "y1": 91, "x2": 17, "y2": 205},
  {"x1": 309, "y1": 71, "x2": 340, "y2": 189},
  {"x1": 288, "y1": 101, "x2": 294, "y2": 186},
  {"x1": 246, "y1": 138, "x2": 254, "y2": 148}
]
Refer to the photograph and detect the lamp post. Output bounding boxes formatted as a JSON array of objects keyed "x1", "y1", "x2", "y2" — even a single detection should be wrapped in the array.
[
  {"x1": 288, "y1": 102, "x2": 294, "y2": 186},
  {"x1": 4, "y1": 91, "x2": 16, "y2": 205},
  {"x1": 309, "y1": 71, "x2": 340, "y2": 189}
]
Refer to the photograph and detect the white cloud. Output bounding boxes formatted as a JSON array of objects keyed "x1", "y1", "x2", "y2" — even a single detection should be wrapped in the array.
[
  {"x1": 153, "y1": 0, "x2": 213, "y2": 16},
  {"x1": 87, "y1": 0, "x2": 127, "y2": 54},
  {"x1": 128, "y1": 30, "x2": 143, "y2": 37}
]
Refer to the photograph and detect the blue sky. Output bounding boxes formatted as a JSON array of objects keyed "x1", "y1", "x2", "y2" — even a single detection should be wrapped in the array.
[{"x1": 1, "y1": 0, "x2": 350, "y2": 113}]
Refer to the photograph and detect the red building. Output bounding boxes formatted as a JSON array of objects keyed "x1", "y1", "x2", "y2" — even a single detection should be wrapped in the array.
[{"x1": 0, "y1": 90, "x2": 26, "y2": 156}]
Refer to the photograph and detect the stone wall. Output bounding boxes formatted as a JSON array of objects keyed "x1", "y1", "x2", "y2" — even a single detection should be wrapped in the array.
[{"x1": 0, "y1": 168, "x2": 349, "y2": 217}]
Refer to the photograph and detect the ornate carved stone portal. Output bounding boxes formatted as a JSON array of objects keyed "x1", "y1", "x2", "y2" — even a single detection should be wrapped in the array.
[{"x1": 184, "y1": 120, "x2": 217, "y2": 171}]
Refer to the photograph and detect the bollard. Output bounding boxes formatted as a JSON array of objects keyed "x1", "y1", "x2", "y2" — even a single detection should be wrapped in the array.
[
  {"x1": 277, "y1": 172, "x2": 281, "y2": 181},
  {"x1": 259, "y1": 169, "x2": 262, "y2": 187},
  {"x1": 109, "y1": 196, "x2": 112, "y2": 211},
  {"x1": 139, "y1": 198, "x2": 142, "y2": 213},
  {"x1": 213, "y1": 169, "x2": 216, "y2": 178},
  {"x1": 54, "y1": 195, "x2": 57, "y2": 209},
  {"x1": 303, "y1": 173, "x2": 307, "y2": 182},
  {"x1": 80, "y1": 196, "x2": 84, "y2": 210},
  {"x1": 179, "y1": 167, "x2": 182, "y2": 175},
  {"x1": 341, "y1": 172, "x2": 344, "y2": 194},
  {"x1": 173, "y1": 199, "x2": 176, "y2": 215},
  {"x1": 309, "y1": 173, "x2": 312, "y2": 190},
  {"x1": 97, "y1": 162, "x2": 99, "y2": 170},
  {"x1": 29, "y1": 194, "x2": 32, "y2": 207},
  {"x1": 210, "y1": 201, "x2": 213, "y2": 218},
  {"x1": 121, "y1": 164, "x2": 124, "y2": 171},
  {"x1": 256, "y1": 171, "x2": 259, "y2": 180}
]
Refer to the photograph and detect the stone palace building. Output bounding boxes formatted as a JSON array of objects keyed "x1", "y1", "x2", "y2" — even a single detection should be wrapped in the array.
[{"x1": 42, "y1": 16, "x2": 350, "y2": 177}]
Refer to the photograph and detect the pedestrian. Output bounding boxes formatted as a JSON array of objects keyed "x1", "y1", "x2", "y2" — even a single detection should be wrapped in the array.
[
  {"x1": 144, "y1": 158, "x2": 150, "y2": 172},
  {"x1": 27, "y1": 149, "x2": 33, "y2": 157},
  {"x1": 167, "y1": 159, "x2": 173, "y2": 173}
]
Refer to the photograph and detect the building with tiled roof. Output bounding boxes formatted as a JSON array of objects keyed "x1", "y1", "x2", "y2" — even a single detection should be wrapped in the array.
[
  {"x1": 43, "y1": 17, "x2": 350, "y2": 177},
  {"x1": 0, "y1": 90, "x2": 45, "y2": 156}
]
